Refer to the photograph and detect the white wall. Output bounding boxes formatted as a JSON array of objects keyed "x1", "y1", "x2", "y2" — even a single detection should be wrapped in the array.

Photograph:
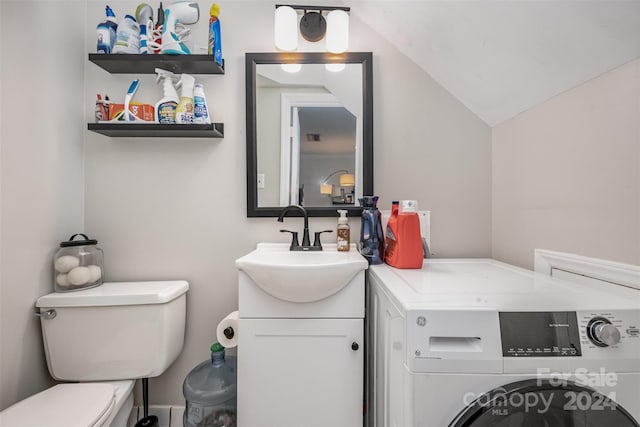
[
  {"x1": 0, "y1": 1, "x2": 86, "y2": 410},
  {"x1": 492, "y1": 58, "x2": 640, "y2": 269},
  {"x1": 83, "y1": 1, "x2": 492, "y2": 406}
]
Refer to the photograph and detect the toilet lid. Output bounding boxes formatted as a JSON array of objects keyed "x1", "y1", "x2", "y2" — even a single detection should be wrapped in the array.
[{"x1": 0, "y1": 383, "x2": 115, "y2": 427}]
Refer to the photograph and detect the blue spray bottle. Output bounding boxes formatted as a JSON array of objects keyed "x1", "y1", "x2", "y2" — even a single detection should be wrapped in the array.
[
  {"x1": 208, "y1": 4, "x2": 223, "y2": 67},
  {"x1": 96, "y1": 5, "x2": 118, "y2": 53}
]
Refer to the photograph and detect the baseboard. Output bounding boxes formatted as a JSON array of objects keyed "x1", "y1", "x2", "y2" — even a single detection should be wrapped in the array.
[{"x1": 128, "y1": 405, "x2": 185, "y2": 427}]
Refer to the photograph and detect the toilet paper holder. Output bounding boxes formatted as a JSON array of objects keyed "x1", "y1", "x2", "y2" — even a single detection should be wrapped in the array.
[{"x1": 223, "y1": 327, "x2": 235, "y2": 339}]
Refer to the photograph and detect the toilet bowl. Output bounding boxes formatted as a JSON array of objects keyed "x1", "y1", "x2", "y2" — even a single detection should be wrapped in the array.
[{"x1": 0, "y1": 281, "x2": 188, "y2": 427}]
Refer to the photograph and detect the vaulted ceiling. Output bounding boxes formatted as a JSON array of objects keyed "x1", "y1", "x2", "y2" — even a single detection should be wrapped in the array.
[{"x1": 347, "y1": 0, "x2": 640, "y2": 126}]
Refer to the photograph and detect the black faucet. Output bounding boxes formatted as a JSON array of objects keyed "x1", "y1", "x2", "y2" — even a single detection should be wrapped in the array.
[{"x1": 277, "y1": 205, "x2": 332, "y2": 251}]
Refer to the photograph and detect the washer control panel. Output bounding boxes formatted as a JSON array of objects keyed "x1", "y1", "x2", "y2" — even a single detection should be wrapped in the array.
[
  {"x1": 499, "y1": 312, "x2": 582, "y2": 357},
  {"x1": 578, "y1": 310, "x2": 640, "y2": 351},
  {"x1": 499, "y1": 310, "x2": 640, "y2": 357}
]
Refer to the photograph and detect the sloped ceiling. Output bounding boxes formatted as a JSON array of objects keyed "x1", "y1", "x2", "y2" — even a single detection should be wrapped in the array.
[{"x1": 348, "y1": 1, "x2": 640, "y2": 126}]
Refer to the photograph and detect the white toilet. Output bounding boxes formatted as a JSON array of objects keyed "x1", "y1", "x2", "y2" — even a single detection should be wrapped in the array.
[{"x1": 0, "y1": 280, "x2": 189, "y2": 427}]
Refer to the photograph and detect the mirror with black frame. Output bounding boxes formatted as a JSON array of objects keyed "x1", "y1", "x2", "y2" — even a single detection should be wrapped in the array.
[{"x1": 245, "y1": 52, "x2": 373, "y2": 217}]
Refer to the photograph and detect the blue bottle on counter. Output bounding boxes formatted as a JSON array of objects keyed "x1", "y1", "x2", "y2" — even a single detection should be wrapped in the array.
[
  {"x1": 183, "y1": 343, "x2": 237, "y2": 427},
  {"x1": 359, "y1": 196, "x2": 385, "y2": 264},
  {"x1": 96, "y1": 5, "x2": 118, "y2": 53}
]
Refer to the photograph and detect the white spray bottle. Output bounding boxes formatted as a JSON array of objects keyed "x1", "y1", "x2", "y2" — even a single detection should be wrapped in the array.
[
  {"x1": 154, "y1": 68, "x2": 179, "y2": 124},
  {"x1": 193, "y1": 83, "x2": 211, "y2": 124},
  {"x1": 175, "y1": 73, "x2": 195, "y2": 124}
]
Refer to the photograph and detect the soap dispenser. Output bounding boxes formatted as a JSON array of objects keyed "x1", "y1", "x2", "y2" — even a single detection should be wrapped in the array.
[{"x1": 337, "y1": 209, "x2": 350, "y2": 252}]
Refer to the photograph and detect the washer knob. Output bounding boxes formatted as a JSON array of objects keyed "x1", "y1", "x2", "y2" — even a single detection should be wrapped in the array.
[
  {"x1": 595, "y1": 323, "x2": 621, "y2": 347},
  {"x1": 587, "y1": 317, "x2": 621, "y2": 347}
]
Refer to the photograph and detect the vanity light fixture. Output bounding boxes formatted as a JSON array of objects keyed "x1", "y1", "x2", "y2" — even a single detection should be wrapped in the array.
[{"x1": 274, "y1": 4, "x2": 350, "y2": 53}]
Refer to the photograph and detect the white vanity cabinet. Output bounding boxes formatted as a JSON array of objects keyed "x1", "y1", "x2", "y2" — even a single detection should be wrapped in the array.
[
  {"x1": 238, "y1": 318, "x2": 363, "y2": 427},
  {"x1": 235, "y1": 244, "x2": 367, "y2": 427}
]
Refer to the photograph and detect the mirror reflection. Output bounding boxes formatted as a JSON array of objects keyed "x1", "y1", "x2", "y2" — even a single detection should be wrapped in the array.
[
  {"x1": 256, "y1": 63, "x2": 361, "y2": 208},
  {"x1": 246, "y1": 52, "x2": 373, "y2": 217}
]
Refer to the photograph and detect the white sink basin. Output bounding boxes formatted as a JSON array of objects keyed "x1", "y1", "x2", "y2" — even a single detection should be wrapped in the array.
[{"x1": 236, "y1": 243, "x2": 368, "y2": 303}]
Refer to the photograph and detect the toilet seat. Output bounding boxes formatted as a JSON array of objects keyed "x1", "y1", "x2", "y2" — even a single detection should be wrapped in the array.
[{"x1": 0, "y1": 383, "x2": 115, "y2": 427}]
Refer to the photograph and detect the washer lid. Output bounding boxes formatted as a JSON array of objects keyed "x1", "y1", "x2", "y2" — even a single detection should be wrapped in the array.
[
  {"x1": 36, "y1": 280, "x2": 189, "y2": 308},
  {"x1": 0, "y1": 383, "x2": 115, "y2": 427}
]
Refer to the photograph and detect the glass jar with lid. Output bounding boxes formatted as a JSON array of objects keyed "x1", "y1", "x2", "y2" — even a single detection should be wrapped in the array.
[{"x1": 53, "y1": 233, "x2": 104, "y2": 292}]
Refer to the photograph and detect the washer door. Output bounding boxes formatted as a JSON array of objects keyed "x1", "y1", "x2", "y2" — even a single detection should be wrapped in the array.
[{"x1": 450, "y1": 379, "x2": 639, "y2": 427}]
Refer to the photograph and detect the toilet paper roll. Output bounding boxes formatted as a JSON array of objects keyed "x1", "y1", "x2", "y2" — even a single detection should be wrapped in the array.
[{"x1": 216, "y1": 311, "x2": 239, "y2": 348}]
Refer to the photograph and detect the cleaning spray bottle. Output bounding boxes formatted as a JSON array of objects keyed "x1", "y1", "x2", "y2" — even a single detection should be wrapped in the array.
[
  {"x1": 154, "y1": 68, "x2": 179, "y2": 124},
  {"x1": 193, "y1": 83, "x2": 211, "y2": 124},
  {"x1": 208, "y1": 4, "x2": 223, "y2": 67},
  {"x1": 337, "y1": 209, "x2": 350, "y2": 252},
  {"x1": 175, "y1": 74, "x2": 195, "y2": 124},
  {"x1": 96, "y1": 5, "x2": 118, "y2": 53}
]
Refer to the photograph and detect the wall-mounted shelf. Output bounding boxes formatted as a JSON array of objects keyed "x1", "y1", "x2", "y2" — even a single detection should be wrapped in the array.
[
  {"x1": 88, "y1": 54, "x2": 225, "y2": 74},
  {"x1": 88, "y1": 123, "x2": 224, "y2": 138}
]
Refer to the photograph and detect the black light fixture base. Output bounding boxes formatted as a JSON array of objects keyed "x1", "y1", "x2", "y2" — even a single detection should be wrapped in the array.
[
  {"x1": 275, "y1": 4, "x2": 350, "y2": 44},
  {"x1": 300, "y1": 11, "x2": 326, "y2": 42}
]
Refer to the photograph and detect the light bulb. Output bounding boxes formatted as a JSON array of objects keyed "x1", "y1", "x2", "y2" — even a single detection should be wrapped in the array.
[
  {"x1": 281, "y1": 63, "x2": 302, "y2": 73},
  {"x1": 326, "y1": 10, "x2": 349, "y2": 53},
  {"x1": 275, "y1": 6, "x2": 298, "y2": 51},
  {"x1": 325, "y1": 63, "x2": 346, "y2": 72}
]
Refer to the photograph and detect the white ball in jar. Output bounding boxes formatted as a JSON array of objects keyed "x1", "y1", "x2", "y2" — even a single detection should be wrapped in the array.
[
  {"x1": 67, "y1": 266, "x2": 90, "y2": 285},
  {"x1": 56, "y1": 273, "x2": 71, "y2": 288},
  {"x1": 87, "y1": 265, "x2": 102, "y2": 283},
  {"x1": 54, "y1": 255, "x2": 80, "y2": 273}
]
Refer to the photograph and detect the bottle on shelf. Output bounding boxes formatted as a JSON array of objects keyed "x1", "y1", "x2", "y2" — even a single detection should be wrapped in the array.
[
  {"x1": 208, "y1": 4, "x2": 223, "y2": 67},
  {"x1": 96, "y1": 5, "x2": 118, "y2": 54},
  {"x1": 176, "y1": 74, "x2": 195, "y2": 124},
  {"x1": 112, "y1": 14, "x2": 140, "y2": 54},
  {"x1": 154, "y1": 68, "x2": 179, "y2": 124}
]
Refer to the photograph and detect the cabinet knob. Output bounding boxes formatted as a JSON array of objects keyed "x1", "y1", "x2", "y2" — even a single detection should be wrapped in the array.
[{"x1": 351, "y1": 342, "x2": 359, "y2": 351}]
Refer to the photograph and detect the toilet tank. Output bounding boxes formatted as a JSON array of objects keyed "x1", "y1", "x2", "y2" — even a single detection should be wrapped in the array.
[{"x1": 35, "y1": 281, "x2": 189, "y2": 381}]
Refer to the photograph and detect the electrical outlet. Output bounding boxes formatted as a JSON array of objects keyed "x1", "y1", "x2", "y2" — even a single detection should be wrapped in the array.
[{"x1": 257, "y1": 173, "x2": 265, "y2": 189}]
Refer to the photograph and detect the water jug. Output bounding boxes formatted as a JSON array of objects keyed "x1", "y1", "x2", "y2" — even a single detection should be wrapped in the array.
[
  {"x1": 183, "y1": 343, "x2": 237, "y2": 427},
  {"x1": 359, "y1": 196, "x2": 385, "y2": 264}
]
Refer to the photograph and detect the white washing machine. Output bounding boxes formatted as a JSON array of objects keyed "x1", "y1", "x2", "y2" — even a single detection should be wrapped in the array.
[{"x1": 368, "y1": 255, "x2": 640, "y2": 427}]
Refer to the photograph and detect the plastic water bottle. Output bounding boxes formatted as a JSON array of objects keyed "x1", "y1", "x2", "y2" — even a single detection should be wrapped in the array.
[
  {"x1": 96, "y1": 5, "x2": 118, "y2": 53},
  {"x1": 183, "y1": 343, "x2": 237, "y2": 427},
  {"x1": 112, "y1": 15, "x2": 140, "y2": 54}
]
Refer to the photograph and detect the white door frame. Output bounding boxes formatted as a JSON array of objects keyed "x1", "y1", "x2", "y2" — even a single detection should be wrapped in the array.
[{"x1": 279, "y1": 93, "x2": 344, "y2": 206}]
